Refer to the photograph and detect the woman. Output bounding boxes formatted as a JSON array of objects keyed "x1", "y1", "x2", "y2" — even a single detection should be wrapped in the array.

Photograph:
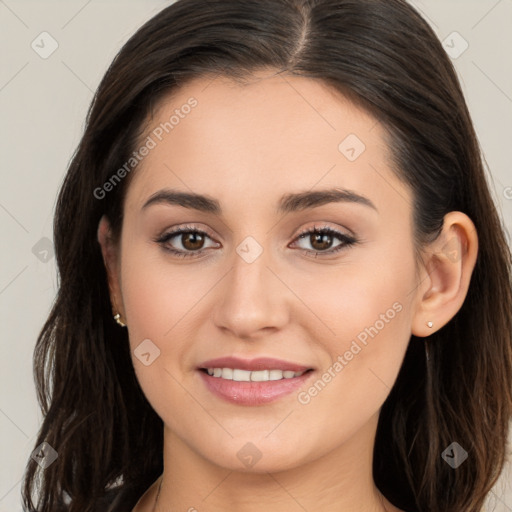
[{"x1": 22, "y1": 0, "x2": 512, "y2": 511}]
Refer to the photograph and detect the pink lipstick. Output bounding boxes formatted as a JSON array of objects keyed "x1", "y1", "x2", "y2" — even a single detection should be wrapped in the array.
[{"x1": 197, "y1": 356, "x2": 314, "y2": 406}]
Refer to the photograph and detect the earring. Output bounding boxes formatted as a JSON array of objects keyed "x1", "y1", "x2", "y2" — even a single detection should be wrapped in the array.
[
  {"x1": 113, "y1": 312, "x2": 126, "y2": 327},
  {"x1": 426, "y1": 321, "x2": 433, "y2": 328}
]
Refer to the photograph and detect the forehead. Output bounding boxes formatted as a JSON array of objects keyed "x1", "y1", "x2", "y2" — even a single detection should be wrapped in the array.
[{"x1": 124, "y1": 70, "x2": 407, "y2": 218}]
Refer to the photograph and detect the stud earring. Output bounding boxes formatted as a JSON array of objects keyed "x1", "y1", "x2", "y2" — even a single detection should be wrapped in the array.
[
  {"x1": 113, "y1": 312, "x2": 126, "y2": 327},
  {"x1": 426, "y1": 321, "x2": 433, "y2": 328}
]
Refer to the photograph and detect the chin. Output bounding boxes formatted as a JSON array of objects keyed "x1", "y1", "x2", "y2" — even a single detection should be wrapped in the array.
[{"x1": 197, "y1": 438, "x2": 311, "y2": 474}]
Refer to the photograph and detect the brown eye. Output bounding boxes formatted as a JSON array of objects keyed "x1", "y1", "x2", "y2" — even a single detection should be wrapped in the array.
[
  {"x1": 308, "y1": 231, "x2": 335, "y2": 251},
  {"x1": 155, "y1": 224, "x2": 357, "y2": 260},
  {"x1": 292, "y1": 225, "x2": 358, "y2": 257},
  {"x1": 180, "y1": 231, "x2": 206, "y2": 251},
  {"x1": 155, "y1": 226, "x2": 219, "y2": 259}
]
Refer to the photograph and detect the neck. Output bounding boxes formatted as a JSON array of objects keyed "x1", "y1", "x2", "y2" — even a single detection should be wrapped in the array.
[{"x1": 154, "y1": 413, "x2": 396, "y2": 512}]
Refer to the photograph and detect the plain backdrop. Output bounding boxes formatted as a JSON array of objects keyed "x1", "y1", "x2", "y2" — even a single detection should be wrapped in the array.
[{"x1": 0, "y1": 1, "x2": 511, "y2": 511}]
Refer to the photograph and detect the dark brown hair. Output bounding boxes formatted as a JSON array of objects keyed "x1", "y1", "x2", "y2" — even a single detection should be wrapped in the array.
[{"x1": 22, "y1": 0, "x2": 512, "y2": 511}]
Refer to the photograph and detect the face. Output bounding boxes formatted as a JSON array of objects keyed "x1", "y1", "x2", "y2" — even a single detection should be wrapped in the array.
[{"x1": 109, "y1": 70, "x2": 421, "y2": 473}]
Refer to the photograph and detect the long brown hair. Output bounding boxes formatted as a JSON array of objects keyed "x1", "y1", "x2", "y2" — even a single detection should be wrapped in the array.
[{"x1": 22, "y1": 0, "x2": 512, "y2": 511}]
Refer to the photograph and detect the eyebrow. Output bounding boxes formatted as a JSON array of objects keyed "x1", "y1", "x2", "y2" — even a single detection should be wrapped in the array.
[{"x1": 141, "y1": 187, "x2": 378, "y2": 214}]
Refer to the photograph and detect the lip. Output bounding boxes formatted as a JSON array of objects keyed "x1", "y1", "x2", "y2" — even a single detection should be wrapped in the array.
[
  {"x1": 198, "y1": 356, "x2": 312, "y2": 373},
  {"x1": 197, "y1": 356, "x2": 315, "y2": 406},
  {"x1": 198, "y1": 370, "x2": 314, "y2": 405}
]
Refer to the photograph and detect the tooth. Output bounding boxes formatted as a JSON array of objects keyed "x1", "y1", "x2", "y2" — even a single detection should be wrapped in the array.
[
  {"x1": 206, "y1": 367, "x2": 306, "y2": 380},
  {"x1": 232, "y1": 369, "x2": 251, "y2": 382},
  {"x1": 251, "y1": 370, "x2": 270, "y2": 382},
  {"x1": 221, "y1": 368, "x2": 233, "y2": 380},
  {"x1": 269, "y1": 370, "x2": 283, "y2": 380}
]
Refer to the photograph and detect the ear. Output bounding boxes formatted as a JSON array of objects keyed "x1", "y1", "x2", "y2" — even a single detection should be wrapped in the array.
[
  {"x1": 97, "y1": 215, "x2": 125, "y2": 321},
  {"x1": 411, "y1": 211, "x2": 478, "y2": 337}
]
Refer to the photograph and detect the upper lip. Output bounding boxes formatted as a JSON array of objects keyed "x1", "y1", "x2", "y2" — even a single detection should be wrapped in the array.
[{"x1": 198, "y1": 356, "x2": 313, "y2": 372}]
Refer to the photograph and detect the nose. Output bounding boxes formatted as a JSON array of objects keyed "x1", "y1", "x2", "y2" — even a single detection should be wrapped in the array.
[{"x1": 212, "y1": 239, "x2": 291, "y2": 340}]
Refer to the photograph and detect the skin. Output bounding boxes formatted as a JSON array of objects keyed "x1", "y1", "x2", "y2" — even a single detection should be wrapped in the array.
[{"x1": 97, "y1": 69, "x2": 478, "y2": 512}]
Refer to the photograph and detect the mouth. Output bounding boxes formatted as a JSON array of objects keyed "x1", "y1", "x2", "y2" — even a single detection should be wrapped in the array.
[
  {"x1": 197, "y1": 357, "x2": 315, "y2": 405},
  {"x1": 199, "y1": 367, "x2": 313, "y2": 381}
]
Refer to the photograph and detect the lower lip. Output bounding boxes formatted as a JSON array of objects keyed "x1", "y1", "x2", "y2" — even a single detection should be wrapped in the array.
[{"x1": 198, "y1": 370, "x2": 314, "y2": 405}]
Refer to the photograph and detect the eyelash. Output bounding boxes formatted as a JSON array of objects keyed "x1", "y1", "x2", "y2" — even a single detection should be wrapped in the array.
[{"x1": 154, "y1": 223, "x2": 358, "y2": 259}]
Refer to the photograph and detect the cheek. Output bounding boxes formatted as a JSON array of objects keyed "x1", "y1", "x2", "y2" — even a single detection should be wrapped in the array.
[
  {"x1": 119, "y1": 247, "x2": 223, "y2": 413},
  {"x1": 296, "y1": 251, "x2": 414, "y2": 352},
  {"x1": 119, "y1": 244, "x2": 213, "y2": 345},
  {"x1": 289, "y1": 219, "x2": 415, "y2": 334},
  {"x1": 293, "y1": 294, "x2": 412, "y2": 450},
  {"x1": 295, "y1": 245, "x2": 415, "y2": 411},
  {"x1": 118, "y1": 250, "x2": 199, "y2": 425}
]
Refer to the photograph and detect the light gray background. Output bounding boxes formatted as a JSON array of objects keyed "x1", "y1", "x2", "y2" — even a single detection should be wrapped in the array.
[{"x1": 0, "y1": 1, "x2": 511, "y2": 510}]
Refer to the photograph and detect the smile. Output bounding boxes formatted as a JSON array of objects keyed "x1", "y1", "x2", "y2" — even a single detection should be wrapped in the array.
[{"x1": 203, "y1": 368, "x2": 308, "y2": 381}]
